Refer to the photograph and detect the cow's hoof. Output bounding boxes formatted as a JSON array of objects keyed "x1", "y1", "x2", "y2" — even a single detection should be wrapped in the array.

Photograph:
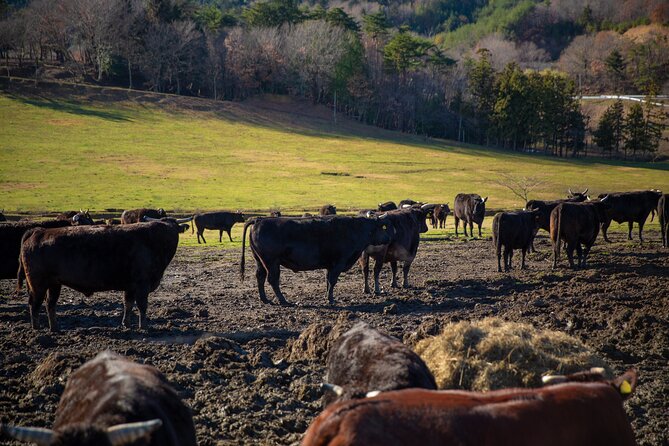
[{"x1": 279, "y1": 301, "x2": 294, "y2": 307}]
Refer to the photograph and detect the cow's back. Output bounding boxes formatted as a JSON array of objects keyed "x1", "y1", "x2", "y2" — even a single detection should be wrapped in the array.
[
  {"x1": 551, "y1": 203, "x2": 599, "y2": 244},
  {"x1": 0, "y1": 221, "x2": 71, "y2": 279}
]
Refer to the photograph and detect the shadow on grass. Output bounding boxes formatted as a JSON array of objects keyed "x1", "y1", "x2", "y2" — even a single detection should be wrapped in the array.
[{"x1": 8, "y1": 93, "x2": 133, "y2": 122}]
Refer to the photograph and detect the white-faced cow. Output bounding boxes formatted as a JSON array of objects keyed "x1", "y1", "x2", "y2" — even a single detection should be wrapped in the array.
[
  {"x1": 596, "y1": 190, "x2": 662, "y2": 242},
  {"x1": 492, "y1": 210, "x2": 542, "y2": 272},
  {"x1": 659, "y1": 193, "x2": 668, "y2": 248},
  {"x1": 17, "y1": 216, "x2": 191, "y2": 331},
  {"x1": 550, "y1": 198, "x2": 610, "y2": 269},
  {"x1": 302, "y1": 368, "x2": 638, "y2": 446},
  {"x1": 358, "y1": 207, "x2": 428, "y2": 294},
  {"x1": 453, "y1": 193, "x2": 488, "y2": 237},
  {"x1": 322, "y1": 322, "x2": 436, "y2": 406},
  {"x1": 192, "y1": 211, "x2": 244, "y2": 244},
  {"x1": 121, "y1": 208, "x2": 167, "y2": 224},
  {"x1": 240, "y1": 216, "x2": 395, "y2": 305},
  {"x1": 1, "y1": 351, "x2": 197, "y2": 446}
]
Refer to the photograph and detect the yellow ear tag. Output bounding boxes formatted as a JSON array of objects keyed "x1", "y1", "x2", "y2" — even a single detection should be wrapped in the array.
[
  {"x1": 382, "y1": 225, "x2": 387, "y2": 230},
  {"x1": 619, "y1": 380, "x2": 632, "y2": 395}
]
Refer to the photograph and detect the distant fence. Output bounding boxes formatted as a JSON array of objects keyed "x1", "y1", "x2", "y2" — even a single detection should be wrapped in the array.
[{"x1": 579, "y1": 95, "x2": 669, "y2": 107}]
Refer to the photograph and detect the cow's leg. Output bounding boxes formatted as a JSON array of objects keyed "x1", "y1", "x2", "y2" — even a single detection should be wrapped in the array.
[
  {"x1": 267, "y1": 262, "x2": 290, "y2": 306},
  {"x1": 628, "y1": 221, "x2": 634, "y2": 241},
  {"x1": 454, "y1": 217, "x2": 460, "y2": 237},
  {"x1": 508, "y1": 249, "x2": 514, "y2": 270},
  {"x1": 121, "y1": 291, "x2": 135, "y2": 328},
  {"x1": 582, "y1": 243, "x2": 593, "y2": 268},
  {"x1": 373, "y1": 257, "x2": 384, "y2": 295},
  {"x1": 575, "y1": 243, "x2": 584, "y2": 268},
  {"x1": 359, "y1": 254, "x2": 371, "y2": 294},
  {"x1": 402, "y1": 259, "x2": 413, "y2": 288},
  {"x1": 326, "y1": 269, "x2": 341, "y2": 305},
  {"x1": 496, "y1": 244, "x2": 503, "y2": 272},
  {"x1": 196, "y1": 230, "x2": 202, "y2": 244},
  {"x1": 227, "y1": 229, "x2": 233, "y2": 242},
  {"x1": 566, "y1": 242, "x2": 576, "y2": 269},
  {"x1": 136, "y1": 289, "x2": 150, "y2": 330},
  {"x1": 219, "y1": 230, "x2": 223, "y2": 243},
  {"x1": 199, "y1": 230, "x2": 207, "y2": 244},
  {"x1": 46, "y1": 284, "x2": 61, "y2": 332},
  {"x1": 521, "y1": 248, "x2": 527, "y2": 269},
  {"x1": 28, "y1": 284, "x2": 47, "y2": 329},
  {"x1": 601, "y1": 220, "x2": 612, "y2": 242},
  {"x1": 477, "y1": 223, "x2": 482, "y2": 238},
  {"x1": 502, "y1": 247, "x2": 510, "y2": 271},
  {"x1": 463, "y1": 220, "x2": 469, "y2": 237},
  {"x1": 390, "y1": 261, "x2": 399, "y2": 288},
  {"x1": 254, "y1": 265, "x2": 270, "y2": 304},
  {"x1": 637, "y1": 221, "x2": 645, "y2": 243}
]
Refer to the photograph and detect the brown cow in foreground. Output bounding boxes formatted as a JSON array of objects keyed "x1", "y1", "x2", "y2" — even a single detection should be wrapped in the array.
[
  {"x1": 302, "y1": 369, "x2": 637, "y2": 446},
  {"x1": 1, "y1": 351, "x2": 197, "y2": 446}
]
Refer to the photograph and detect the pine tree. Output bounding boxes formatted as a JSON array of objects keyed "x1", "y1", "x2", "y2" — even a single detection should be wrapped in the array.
[
  {"x1": 593, "y1": 100, "x2": 624, "y2": 156},
  {"x1": 624, "y1": 103, "x2": 646, "y2": 159},
  {"x1": 605, "y1": 49, "x2": 626, "y2": 91},
  {"x1": 467, "y1": 48, "x2": 496, "y2": 145}
]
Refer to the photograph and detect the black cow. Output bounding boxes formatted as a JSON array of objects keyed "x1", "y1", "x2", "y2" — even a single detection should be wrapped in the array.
[
  {"x1": 659, "y1": 194, "x2": 668, "y2": 248},
  {"x1": 454, "y1": 193, "x2": 488, "y2": 237},
  {"x1": 492, "y1": 210, "x2": 541, "y2": 272},
  {"x1": 322, "y1": 322, "x2": 437, "y2": 406},
  {"x1": 57, "y1": 210, "x2": 95, "y2": 225},
  {"x1": 432, "y1": 204, "x2": 450, "y2": 229},
  {"x1": 240, "y1": 216, "x2": 395, "y2": 305},
  {"x1": 121, "y1": 208, "x2": 167, "y2": 224},
  {"x1": 0, "y1": 220, "x2": 73, "y2": 281},
  {"x1": 2, "y1": 351, "x2": 197, "y2": 446},
  {"x1": 398, "y1": 199, "x2": 419, "y2": 208},
  {"x1": 359, "y1": 207, "x2": 427, "y2": 294},
  {"x1": 525, "y1": 189, "x2": 589, "y2": 234},
  {"x1": 17, "y1": 217, "x2": 191, "y2": 331},
  {"x1": 320, "y1": 205, "x2": 337, "y2": 216},
  {"x1": 550, "y1": 198, "x2": 610, "y2": 269},
  {"x1": 378, "y1": 201, "x2": 398, "y2": 212},
  {"x1": 192, "y1": 211, "x2": 244, "y2": 244},
  {"x1": 0, "y1": 209, "x2": 6, "y2": 222},
  {"x1": 270, "y1": 211, "x2": 282, "y2": 217},
  {"x1": 596, "y1": 190, "x2": 662, "y2": 242}
]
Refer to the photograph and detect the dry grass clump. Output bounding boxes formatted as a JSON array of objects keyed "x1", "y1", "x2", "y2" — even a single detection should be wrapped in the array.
[{"x1": 414, "y1": 318, "x2": 608, "y2": 391}]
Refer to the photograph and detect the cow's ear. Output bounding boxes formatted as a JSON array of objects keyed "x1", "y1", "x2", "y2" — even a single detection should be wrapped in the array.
[
  {"x1": 612, "y1": 369, "x2": 637, "y2": 399},
  {"x1": 482, "y1": 197, "x2": 488, "y2": 203}
]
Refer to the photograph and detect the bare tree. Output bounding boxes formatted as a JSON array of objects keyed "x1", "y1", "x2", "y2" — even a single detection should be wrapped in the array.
[{"x1": 493, "y1": 173, "x2": 547, "y2": 206}]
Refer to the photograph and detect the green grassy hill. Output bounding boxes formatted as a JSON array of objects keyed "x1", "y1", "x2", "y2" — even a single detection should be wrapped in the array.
[{"x1": 1, "y1": 81, "x2": 667, "y2": 218}]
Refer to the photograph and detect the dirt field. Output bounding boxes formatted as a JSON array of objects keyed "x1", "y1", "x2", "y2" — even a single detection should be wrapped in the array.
[{"x1": 0, "y1": 230, "x2": 667, "y2": 445}]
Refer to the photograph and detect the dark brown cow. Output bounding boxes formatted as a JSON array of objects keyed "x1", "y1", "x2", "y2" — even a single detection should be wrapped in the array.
[
  {"x1": 1, "y1": 351, "x2": 197, "y2": 446},
  {"x1": 322, "y1": 322, "x2": 436, "y2": 406},
  {"x1": 432, "y1": 203, "x2": 450, "y2": 229},
  {"x1": 596, "y1": 190, "x2": 662, "y2": 242},
  {"x1": 453, "y1": 193, "x2": 487, "y2": 237},
  {"x1": 359, "y1": 207, "x2": 427, "y2": 294},
  {"x1": 270, "y1": 210, "x2": 282, "y2": 217},
  {"x1": 398, "y1": 199, "x2": 419, "y2": 208},
  {"x1": 319, "y1": 205, "x2": 337, "y2": 216},
  {"x1": 17, "y1": 217, "x2": 190, "y2": 331},
  {"x1": 121, "y1": 208, "x2": 167, "y2": 224},
  {"x1": 525, "y1": 189, "x2": 589, "y2": 234},
  {"x1": 106, "y1": 218, "x2": 122, "y2": 225},
  {"x1": 57, "y1": 210, "x2": 95, "y2": 225},
  {"x1": 377, "y1": 201, "x2": 397, "y2": 212},
  {"x1": 492, "y1": 210, "x2": 541, "y2": 272},
  {"x1": 0, "y1": 220, "x2": 72, "y2": 281},
  {"x1": 302, "y1": 369, "x2": 638, "y2": 446},
  {"x1": 240, "y1": 216, "x2": 395, "y2": 305},
  {"x1": 192, "y1": 211, "x2": 244, "y2": 244},
  {"x1": 550, "y1": 198, "x2": 610, "y2": 269},
  {"x1": 659, "y1": 194, "x2": 668, "y2": 248}
]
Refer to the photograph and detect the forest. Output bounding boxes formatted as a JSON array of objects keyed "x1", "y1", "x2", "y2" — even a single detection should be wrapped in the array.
[{"x1": 0, "y1": 0, "x2": 667, "y2": 158}]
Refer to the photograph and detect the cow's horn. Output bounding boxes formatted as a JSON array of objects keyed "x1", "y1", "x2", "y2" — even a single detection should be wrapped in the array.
[
  {"x1": 590, "y1": 367, "x2": 605, "y2": 375},
  {"x1": 541, "y1": 374, "x2": 567, "y2": 385},
  {"x1": 143, "y1": 216, "x2": 159, "y2": 222},
  {"x1": 365, "y1": 390, "x2": 381, "y2": 398},
  {"x1": 582, "y1": 188, "x2": 588, "y2": 194},
  {"x1": 420, "y1": 203, "x2": 433, "y2": 210},
  {"x1": 106, "y1": 419, "x2": 162, "y2": 446},
  {"x1": 600, "y1": 194, "x2": 610, "y2": 202},
  {"x1": 321, "y1": 383, "x2": 344, "y2": 396},
  {"x1": 175, "y1": 217, "x2": 192, "y2": 224},
  {"x1": 568, "y1": 188, "x2": 573, "y2": 195},
  {"x1": 2, "y1": 425, "x2": 55, "y2": 445}
]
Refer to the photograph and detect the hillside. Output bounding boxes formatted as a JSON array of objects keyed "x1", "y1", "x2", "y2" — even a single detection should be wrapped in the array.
[{"x1": 1, "y1": 80, "x2": 668, "y2": 215}]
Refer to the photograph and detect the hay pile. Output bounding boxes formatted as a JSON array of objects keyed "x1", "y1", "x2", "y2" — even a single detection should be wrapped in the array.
[{"x1": 415, "y1": 318, "x2": 608, "y2": 391}]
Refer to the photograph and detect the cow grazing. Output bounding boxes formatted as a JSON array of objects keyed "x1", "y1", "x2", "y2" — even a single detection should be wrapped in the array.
[
  {"x1": 359, "y1": 207, "x2": 427, "y2": 294},
  {"x1": 1, "y1": 351, "x2": 197, "y2": 446},
  {"x1": 377, "y1": 201, "x2": 397, "y2": 212},
  {"x1": 121, "y1": 208, "x2": 167, "y2": 224},
  {"x1": 240, "y1": 216, "x2": 395, "y2": 305},
  {"x1": 322, "y1": 322, "x2": 436, "y2": 406},
  {"x1": 320, "y1": 205, "x2": 337, "y2": 216},
  {"x1": 192, "y1": 211, "x2": 244, "y2": 244},
  {"x1": 659, "y1": 194, "x2": 668, "y2": 248},
  {"x1": 302, "y1": 369, "x2": 638, "y2": 446},
  {"x1": 453, "y1": 193, "x2": 488, "y2": 237},
  {"x1": 17, "y1": 216, "x2": 191, "y2": 331},
  {"x1": 596, "y1": 190, "x2": 662, "y2": 242},
  {"x1": 492, "y1": 210, "x2": 541, "y2": 272},
  {"x1": 432, "y1": 203, "x2": 450, "y2": 229},
  {"x1": 0, "y1": 220, "x2": 73, "y2": 281},
  {"x1": 550, "y1": 198, "x2": 610, "y2": 269}
]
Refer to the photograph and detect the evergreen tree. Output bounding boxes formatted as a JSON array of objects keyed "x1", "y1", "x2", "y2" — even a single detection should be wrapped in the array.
[
  {"x1": 383, "y1": 26, "x2": 433, "y2": 74},
  {"x1": 624, "y1": 103, "x2": 646, "y2": 159},
  {"x1": 325, "y1": 8, "x2": 359, "y2": 32},
  {"x1": 593, "y1": 100, "x2": 624, "y2": 156},
  {"x1": 605, "y1": 49, "x2": 626, "y2": 91},
  {"x1": 467, "y1": 48, "x2": 496, "y2": 145},
  {"x1": 243, "y1": 0, "x2": 303, "y2": 28},
  {"x1": 362, "y1": 11, "x2": 390, "y2": 39}
]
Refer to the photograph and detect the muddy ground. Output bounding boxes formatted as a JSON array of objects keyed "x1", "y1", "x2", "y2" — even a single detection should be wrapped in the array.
[{"x1": 0, "y1": 230, "x2": 667, "y2": 445}]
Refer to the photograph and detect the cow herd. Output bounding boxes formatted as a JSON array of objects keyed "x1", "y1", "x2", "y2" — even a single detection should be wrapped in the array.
[{"x1": 0, "y1": 189, "x2": 666, "y2": 445}]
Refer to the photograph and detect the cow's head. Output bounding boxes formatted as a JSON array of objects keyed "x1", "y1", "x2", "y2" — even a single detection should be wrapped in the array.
[
  {"x1": 71, "y1": 209, "x2": 94, "y2": 226},
  {"x1": 590, "y1": 195, "x2": 612, "y2": 220},
  {"x1": 1, "y1": 419, "x2": 163, "y2": 446},
  {"x1": 526, "y1": 209, "x2": 543, "y2": 228},
  {"x1": 369, "y1": 216, "x2": 395, "y2": 245},
  {"x1": 568, "y1": 188, "x2": 589, "y2": 201},
  {"x1": 542, "y1": 368, "x2": 637, "y2": 400},
  {"x1": 143, "y1": 216, "x2": 192, "y2": 233},
  {"x1": 157, "y1": 208, "x2": 167, "y2": 218},
  {"x1": 473, "y1": 197, "x2": 487, "y2": 220},
  {"x1": 234, "y1": 210, "x2": 246, "y2": 222},
  {"x1": 441, "y1": 203, "x2": 450, "y2": 214}
]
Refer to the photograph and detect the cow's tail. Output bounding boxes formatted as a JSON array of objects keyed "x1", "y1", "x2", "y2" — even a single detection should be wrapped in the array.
[
  {"x1": 493, "y1": 215, "x2": 502, "y2": 256},
  {"x1": 240, "y1": 217, "x2": 257, "y2": 281},
  {"x1": 554, "y1": 207, "x2": 563, "y2": 265},
  {"x1": 16, "y1": 257, "x2": 25, "y2": 293},
  {"x1": 651, "y1": 208, "x2": 655, "y2": 222}
]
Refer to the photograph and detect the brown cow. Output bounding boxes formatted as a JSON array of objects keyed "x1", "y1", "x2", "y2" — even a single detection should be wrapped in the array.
[
  {"x1": 597, "y1": 190, "x2": 662, "y2": 242},
  {"x1": 453, "y1": 193, "x2": 487, "y2": 237},
  {"x1": 432, "y1": 203, "x2": 449, "y2": 229},
  {"x1": 121, "y1": 208, "x2": 167, "y2": 224},
  {"x1": 319, "y1": 205, "x2": 337, "y2": 216},
  {"x1": 192, "y1": 211, "x2": 244, "y2": 244},
  {"x1": 302, "y1": 369, "x2": 638, "y2": 446}
]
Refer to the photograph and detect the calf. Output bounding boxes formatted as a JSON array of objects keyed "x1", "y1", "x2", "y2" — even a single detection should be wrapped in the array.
[
  {"x1": 453, "y1": 193, "x2": 487, "y2": 237},
  {"x1": 377, "y1": 201, "x2": 397, "y2": 212},
  {"x1": 492, "y1": 210, "x2": 541, "y2": 272},
  {"x1": 320, "y1": 205, "x2": 337, "y2": 216},
  {"x1": 192, "y1": 211, "x2": 244, "y2": 244},
  {"x1": 659, "y1": 194, "x2": 668, "y2": 248},
  {"x1": 597, "y1": 190, "x2": 662, "y2": 242},
  {"x1": 432, "y1": 203, "x2": 449, "y2": 229},
  {"x1": 322, "y1": 322, "x2": 436, "y2": 406},
  {"x1": 2, "y1": 351, "x2": 197, "y2": 446},
  {"x1": 550, "y1": 198, "x2": 610, "y2": 269},
  {"x1": 359, "y1": 207, "x2": 427, "y2": 294},
  {"x1": 121, "y1": 208, "x2": 167, "y2": 224},
  {"x1": 18, "y1": 217, "x2": 191, "y2": 331},
  {"x1": 302, "y1": 369, "x2": 637, "y2": 446},
  {"x1": 240, "y1": 216, "x2": 395, "y2": 305}
]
